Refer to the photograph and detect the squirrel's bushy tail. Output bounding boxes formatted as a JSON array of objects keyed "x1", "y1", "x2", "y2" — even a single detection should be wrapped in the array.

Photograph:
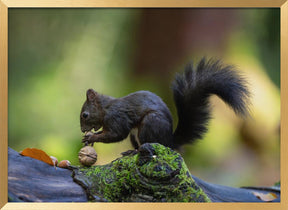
[{"x1": 172, "y1": 57, "x2": 250, "y2": 148}]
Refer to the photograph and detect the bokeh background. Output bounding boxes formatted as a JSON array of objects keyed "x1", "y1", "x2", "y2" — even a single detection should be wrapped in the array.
[{"x1": 8, "y1": 8, "x2": 280, "y2": 187}]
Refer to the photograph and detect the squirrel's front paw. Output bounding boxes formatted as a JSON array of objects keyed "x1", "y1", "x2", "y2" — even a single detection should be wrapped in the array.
[{"x1": 82, "y1": 132, "x2": 97, "y2": 145}]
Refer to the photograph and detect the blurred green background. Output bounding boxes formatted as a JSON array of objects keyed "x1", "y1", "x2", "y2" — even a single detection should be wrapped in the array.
[{"x1": 8, "y1": 8, "x2": 280, "y2": 187}]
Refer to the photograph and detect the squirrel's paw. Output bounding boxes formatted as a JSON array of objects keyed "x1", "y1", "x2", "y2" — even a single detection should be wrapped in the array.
[
  {"x1": 121, "y1": 149, "x2": 138, "y2": 156},
  {"x1": 82, "y1": 133, "x2": 96, "y2": 144}
]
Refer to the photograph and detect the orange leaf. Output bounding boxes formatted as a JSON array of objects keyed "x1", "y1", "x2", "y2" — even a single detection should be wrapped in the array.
[
  {"x1": 20, "y1": 148, "x2": 54, "y2": 166},
  {"x1": 252, "y1": 191, "x2": 278, "y2": 202}
]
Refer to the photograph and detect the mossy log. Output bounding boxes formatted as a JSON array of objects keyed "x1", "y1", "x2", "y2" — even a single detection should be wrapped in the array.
[
  {"x1": 8, "y1": 143, "x2": 280, "y2": 202},
  {"x1": 73, "y1": 143, "x2": 210, "y2": 202}
]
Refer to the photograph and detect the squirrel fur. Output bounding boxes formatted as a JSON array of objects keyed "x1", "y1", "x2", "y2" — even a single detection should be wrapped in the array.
[{"x1": 80, "y1": 57, "x2": 250, "y2": 149}]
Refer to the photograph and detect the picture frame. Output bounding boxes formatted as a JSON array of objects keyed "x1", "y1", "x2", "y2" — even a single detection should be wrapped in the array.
[{"x1": 1, "y1": 0, "x2": 287, "y2": 209}]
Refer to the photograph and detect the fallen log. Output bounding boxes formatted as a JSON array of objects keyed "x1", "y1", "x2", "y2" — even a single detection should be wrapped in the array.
[{"x1": 8, "y1": 143, "x2": 280, "y2": 202}]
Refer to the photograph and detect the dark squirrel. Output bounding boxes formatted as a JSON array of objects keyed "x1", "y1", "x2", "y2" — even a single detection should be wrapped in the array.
[{"x1": 80, "y1": 58, "x2": 250, "y2": 150}]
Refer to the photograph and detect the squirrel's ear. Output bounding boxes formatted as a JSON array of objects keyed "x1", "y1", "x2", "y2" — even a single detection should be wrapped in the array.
[{"x1": 86, "y1": 89, "x2": 98, "y2": 102}]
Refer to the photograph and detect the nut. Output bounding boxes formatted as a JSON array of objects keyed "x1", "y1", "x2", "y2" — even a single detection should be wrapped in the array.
[
  {"x1": 58, "y1": 160, "x2": 71, "y2": 168},
  {"x1": 78, "y1": 146, "x2": 97, "y2": 166},
  {"x1": 50, "y1": 156, "x2": 58, "y2": 166},
  {"x1": 85, "y1": 131, "x2": 94, "y2": 136}
]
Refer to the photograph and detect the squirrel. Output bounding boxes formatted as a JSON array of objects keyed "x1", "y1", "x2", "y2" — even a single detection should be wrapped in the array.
[{"x1": 80, "y1": 57, "x2": 250, "y2": 150}]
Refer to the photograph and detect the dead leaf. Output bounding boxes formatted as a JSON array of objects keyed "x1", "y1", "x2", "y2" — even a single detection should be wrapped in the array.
[
  {"x1": 252, "y1": 191, "x2": 278, "y2": 202},
  {"x1": 20, "y1": 148, "x2": 54, "y2": 166}
]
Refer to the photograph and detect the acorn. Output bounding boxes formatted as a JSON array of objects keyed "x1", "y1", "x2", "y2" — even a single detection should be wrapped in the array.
[
  {"x1": 58, "y1": 160, "x2": 71, "y2": 168},
  {"x1": 78, "y1": 146, "x2": 97, "y2": 166}
]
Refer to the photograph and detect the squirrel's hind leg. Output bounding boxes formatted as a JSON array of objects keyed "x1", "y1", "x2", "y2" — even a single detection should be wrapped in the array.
[
  {"x1": 138, "y1": 112, "x2": 174, "y2": 148},
  {"x1": 130, "y1": 129, "x2": 141, "y2": 149}
]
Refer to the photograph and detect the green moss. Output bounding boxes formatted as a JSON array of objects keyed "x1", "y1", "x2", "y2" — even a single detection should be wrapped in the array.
[{"x1": 73, "y1": 143, "x2": 211, "y2": 202}]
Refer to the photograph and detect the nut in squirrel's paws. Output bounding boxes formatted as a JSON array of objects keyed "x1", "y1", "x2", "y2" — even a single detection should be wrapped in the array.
[
  {"x1": 82, "y1": 131, "x2": 94, "y2": 145},
  {"x1": 78, "y1": 146, "x2": 97, "y2": 166},
  {"x1": 84, "y1": 131, "x2": 94, "y2": 136}
]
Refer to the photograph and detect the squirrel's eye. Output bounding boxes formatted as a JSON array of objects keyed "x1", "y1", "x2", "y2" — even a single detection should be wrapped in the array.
[{"x1": 82, "y1": 112, "x2": 89, "y2": 119}]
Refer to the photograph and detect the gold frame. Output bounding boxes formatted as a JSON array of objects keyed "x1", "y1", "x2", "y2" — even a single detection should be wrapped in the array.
[{"x1": 1, "y1": 0, "x2": 287, "y2": 209}]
